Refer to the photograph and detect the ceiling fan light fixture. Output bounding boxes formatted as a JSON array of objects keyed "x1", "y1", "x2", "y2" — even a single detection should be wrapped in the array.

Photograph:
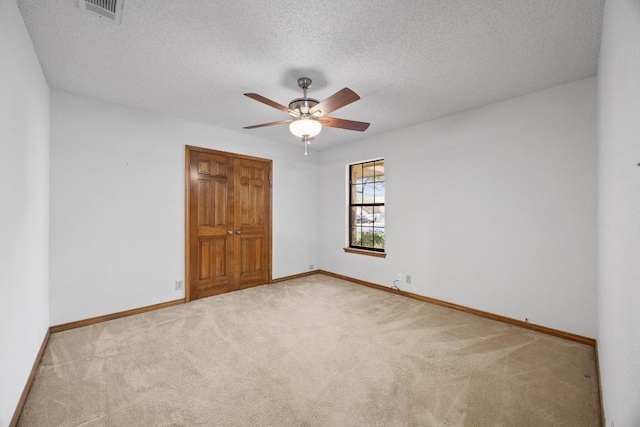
[{"x1": 289, "y1": 118, "x2": 322, "y2": 138}]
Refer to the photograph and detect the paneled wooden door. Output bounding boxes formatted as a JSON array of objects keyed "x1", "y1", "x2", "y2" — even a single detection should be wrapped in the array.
[{"x1": 186, "y1": 146, "x2": 272, "y2": 301}]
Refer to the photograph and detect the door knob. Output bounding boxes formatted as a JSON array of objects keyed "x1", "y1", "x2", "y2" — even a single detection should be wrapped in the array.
[
  {"x1": 235, "y1": 230, "x2": 242, "y2": 234},
  {"x1": 227, "y1": 230, "x2": 233, "y2": 235}
]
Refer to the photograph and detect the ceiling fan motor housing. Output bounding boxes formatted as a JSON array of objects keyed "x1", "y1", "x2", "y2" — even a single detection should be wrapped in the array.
[{"x1": 289, "y1": 98, "x2": 319, "y2": 115}]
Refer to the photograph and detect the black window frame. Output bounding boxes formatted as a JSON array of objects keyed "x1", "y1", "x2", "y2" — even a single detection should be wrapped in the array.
[{"x1": 348, "y1": 159, "x2": 385, "y2": 252}]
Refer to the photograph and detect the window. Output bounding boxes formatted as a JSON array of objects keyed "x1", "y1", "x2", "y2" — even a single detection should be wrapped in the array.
[{"x1": 349, "y1": 159, "x2": 385, "y2": 252}]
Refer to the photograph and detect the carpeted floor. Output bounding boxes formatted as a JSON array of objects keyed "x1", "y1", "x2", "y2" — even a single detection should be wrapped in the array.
[{"x1": 18, "y1": 274, "x2": 601, "y2": 426}]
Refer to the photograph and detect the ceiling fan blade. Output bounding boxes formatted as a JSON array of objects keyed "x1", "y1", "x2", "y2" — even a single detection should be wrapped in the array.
[
  {"x1": 244, "y1": 93, "x2": 296, "y2": 116},
  {"x1": 320, "y1": 117, "x2": 370, "y2": 132},
  {"x1": 243, "y1": 119, "x2": 292, "y2": 129},
  {"x1": 309, "y1": 88, "x2": 360, "y2": 116}
]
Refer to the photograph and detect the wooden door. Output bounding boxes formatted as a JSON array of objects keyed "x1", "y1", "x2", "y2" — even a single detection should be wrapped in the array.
[
  {"x1": 234, "y1": 158, "x2": 271, "y2": 290},
  {"x1": 186, "y1": 147, "x2": 271, "y2": 300}
]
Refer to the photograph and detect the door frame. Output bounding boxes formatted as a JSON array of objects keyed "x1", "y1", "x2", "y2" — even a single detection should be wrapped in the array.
[{"x1": 184, "y1": 145, "x2": 273, "y2": 302}]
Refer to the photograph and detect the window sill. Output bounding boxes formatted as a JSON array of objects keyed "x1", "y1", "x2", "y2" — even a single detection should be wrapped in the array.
[{"x1": 343, "y1": 247, "x2": 387, "y2": 258}]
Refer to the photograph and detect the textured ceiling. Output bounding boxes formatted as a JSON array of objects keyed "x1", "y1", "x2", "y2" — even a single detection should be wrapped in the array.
[{"x1": 16, "y1": 0, "x2": 603, "y2": 150}]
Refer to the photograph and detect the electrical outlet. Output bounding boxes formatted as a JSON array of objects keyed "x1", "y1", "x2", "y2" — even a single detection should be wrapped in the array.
[
  {"x1": 308, "y1": 264, "x2": 314, "y2": 270},
  {"x1": 397, "y1": 273, "x2": 403, "y2": 281},
  {"x1": 175, "y1": 280, "x2": 184, "y2": 290},
  {"x1": 405, "y1": 274, "x2": 412, "y2": 284}
]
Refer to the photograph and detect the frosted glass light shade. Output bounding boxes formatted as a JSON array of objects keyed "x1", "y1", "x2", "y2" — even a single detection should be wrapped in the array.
[{"x1": 289, "y1": 118, "x2": 322, "y2": 138}]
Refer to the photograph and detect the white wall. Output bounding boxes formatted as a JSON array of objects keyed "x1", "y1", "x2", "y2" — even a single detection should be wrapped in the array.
[
  {"x1": 49, "y1": 90, "x2": 318, "y2": 325},
  {"x1": 0, "y1": 1, "x2": 50, "y2": 425},
  {"x1": 597, "y1": 0, "x2": 640, "y2": 425},
  {"x1": 318, "y1": 78, "x2": 598, "y2": 338}
]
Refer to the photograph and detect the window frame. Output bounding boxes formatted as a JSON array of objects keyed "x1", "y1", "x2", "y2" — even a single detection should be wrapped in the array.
[{"x1": 346, "y1": 158, "x2": 385, "y2": 254}]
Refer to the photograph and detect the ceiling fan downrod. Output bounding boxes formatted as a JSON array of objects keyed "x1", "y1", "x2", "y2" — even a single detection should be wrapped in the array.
[
  {"x1": 298, "y1": 77, "x2": 312, "y2": 99},
  {"x1": 289, "y1": 77, "x2": 319, "y2": 116}
]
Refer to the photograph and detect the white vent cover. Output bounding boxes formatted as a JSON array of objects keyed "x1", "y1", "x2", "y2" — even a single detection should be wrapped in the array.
[{"x1": 79, "y1": 0, "x2": 123, "y2": 23}]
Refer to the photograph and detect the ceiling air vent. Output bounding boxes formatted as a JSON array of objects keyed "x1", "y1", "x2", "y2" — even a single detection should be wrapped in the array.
[{"x1": 79, "y1": 0, "x2": 123, "y2": 23}]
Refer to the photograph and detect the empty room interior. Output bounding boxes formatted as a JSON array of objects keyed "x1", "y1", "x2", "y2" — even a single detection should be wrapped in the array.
[{"x1": 1, "y1": 0, "x2": 639, "y2": 426}]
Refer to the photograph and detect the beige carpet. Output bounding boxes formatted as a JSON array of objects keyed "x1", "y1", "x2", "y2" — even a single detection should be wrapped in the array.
[{"x1": 18, "y1": 274, "x2": 601, "y2": 426}]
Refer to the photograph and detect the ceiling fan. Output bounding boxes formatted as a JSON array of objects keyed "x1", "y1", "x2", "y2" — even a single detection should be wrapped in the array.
[{"x1": 243, "y1": 77, "x2": 370, "y2": 154}]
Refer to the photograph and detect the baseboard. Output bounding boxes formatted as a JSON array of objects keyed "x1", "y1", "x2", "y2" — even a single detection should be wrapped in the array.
[
  {"x1": 47, "y1": 272, "x2": 596, "y2": 347},
  {"x1": 10, "y1": 328, "x2": 50, "y2": 427},
  {"x1": 318, "y1": 270, "x2": 596, "y2": 347},
  {"x1": 270, "y1": 270, "x2": 319, "y2": 283},
  {"x1": 594, "y1": 341, "x2": 606, "y2": 427},
  {"x1": 50, "y1": 298, "x2": 185, "y2": 333}
]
